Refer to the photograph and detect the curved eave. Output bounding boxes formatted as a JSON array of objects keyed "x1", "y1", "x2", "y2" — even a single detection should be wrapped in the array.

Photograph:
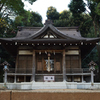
[
  {"x1": 86, "y1": 38, "x2": 100, "y2": 41},
  {"x1": 12, "y1": 39, "x2": 84, "y2": 43},
  {"x1": 0, "y1": 37, "x2": 99, "y2": 44}
]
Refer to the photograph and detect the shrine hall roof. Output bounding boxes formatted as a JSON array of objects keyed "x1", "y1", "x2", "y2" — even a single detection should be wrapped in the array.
[{"x1": 0, "y1": 23, "x2": 100, "y2": 43}]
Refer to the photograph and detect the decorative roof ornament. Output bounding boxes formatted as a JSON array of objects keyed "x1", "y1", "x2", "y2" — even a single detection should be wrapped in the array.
[{"x1": 44, "y1": 19, "x2": 53, "y2": 25}]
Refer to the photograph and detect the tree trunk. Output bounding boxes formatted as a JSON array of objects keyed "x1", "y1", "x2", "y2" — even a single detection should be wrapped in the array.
[
  {"x1": 93, "y1": 20, "x2": 97, "y2": 37},
  {"x1": 97, "y1": 21, "x2": 100, "y2": 37}
]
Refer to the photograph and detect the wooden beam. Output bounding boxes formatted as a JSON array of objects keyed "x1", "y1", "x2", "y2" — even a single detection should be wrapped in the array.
[
  {"x1": 14, "y1": 49, "x2": 19, "y2": 83},
  {"x1": 65, "y1": 50, "x2": 79, "y2": 55},
  {"x1": 19, "y1": 50, "x2": 33, "y2": 55},
  {"x1": 35, "y1": 50, "x2": 63, "y2": 52}
]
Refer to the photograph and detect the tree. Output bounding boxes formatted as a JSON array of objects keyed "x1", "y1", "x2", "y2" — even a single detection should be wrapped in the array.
[
  {"x1": 85, "y1": 0, "x2": 100, "y2": 36},
  {"x1": 0, "y1": 0, "x2": 36, "y2": 17},
  {"x1": 0, "y1": 0, "x2": 37, "y2": 37},
  {"x1": 0, "y1": 16, "x2": 17, "y2": 37},
  {"x1": 54, "y1": 10, "x2": 72, "y2": 27},
  {"x1": 14, "y1": 11, "x2": 43, "y2": 27},
  {"x1": 96, "y1": 3, "x2": 100, "y2": 15},
  {"x1": 46, "y1": 6, "x2": 59, "y2": 21},
  {"x1": 68, "y1": 0, "x2": 86, "y2": 15},
  {"x1": 59, "y1": 10, "x2": 72, "y2": 20},
  {"x1": 0, "y1": 0, "x2": 37, "y2": 82},
  {"x1": 30, "y1": 12, "x2": 43, "y2": 27},
  {"x1": 79, "y1": 14, "x2": 94, "y2": 37},
  {"x1": 68, "y1": 0, "x2": 86, "y2": 26}
]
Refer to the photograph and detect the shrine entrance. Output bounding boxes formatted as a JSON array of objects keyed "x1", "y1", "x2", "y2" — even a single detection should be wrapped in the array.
[{"x1": 36, "y1": 51, "x2": 62, "y2": 74}]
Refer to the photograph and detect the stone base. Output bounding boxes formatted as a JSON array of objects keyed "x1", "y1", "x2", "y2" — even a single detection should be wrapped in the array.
[{"x1": 1, "y1": 82, "x2": 100, "y2": 90}]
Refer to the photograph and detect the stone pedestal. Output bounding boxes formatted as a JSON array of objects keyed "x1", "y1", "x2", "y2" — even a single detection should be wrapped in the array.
[{"x1": 88, "y1": 61, "x2": 96, "y2": 89}]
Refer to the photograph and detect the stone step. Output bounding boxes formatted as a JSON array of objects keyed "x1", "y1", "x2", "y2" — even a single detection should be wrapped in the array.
[{"x1": 32, "y1": 82, "x2": 67, "y2": 89}]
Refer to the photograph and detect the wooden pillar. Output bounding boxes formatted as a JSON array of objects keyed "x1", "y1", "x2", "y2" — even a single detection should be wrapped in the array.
[
  {"x1": 79, "y1": 49, "x2": 81, "y2": 68},
  {"x1": 63, "y1": 50, "x2": 66, "y2": 82},
  {"x1": 14, "y1": 75, "x2": 16, "y2": 83},
  {"x1": 31, "y1": 50, "x2": 36, "y2": 82},
  {"x1": 14, "y1": 57, "x2": 18, "y2": 83},
  {"x1": 14, "y1": 51, "x2": 18, "y2": 83},
  {"x1": 24, "y1": 76, "x2": 26, "y2": 82},
  {"x1": 72, "y1": 76, "x2": 74, "y2": 82},
  {"x1": 82, "y1": 75, "x2": 84, "y2": 83}
]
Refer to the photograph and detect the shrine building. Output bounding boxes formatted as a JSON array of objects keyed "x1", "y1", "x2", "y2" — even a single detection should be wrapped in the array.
[{"x1": 0, "y1": 20, "x2": 100, "y2": 89}]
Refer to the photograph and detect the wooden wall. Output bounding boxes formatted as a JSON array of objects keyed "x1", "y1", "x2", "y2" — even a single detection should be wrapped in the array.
[
  {"x1": 17, "y1": 55, "x2": 32, "y2": 70},
  {"x1": 65, "y1": 46, "x2": 81, "y2": 69},
  {"x1": 14, "y1": 46, "x2": 81, "y2": 82}
]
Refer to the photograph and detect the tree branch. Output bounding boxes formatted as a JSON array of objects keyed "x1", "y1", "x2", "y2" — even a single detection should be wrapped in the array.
[{"x1": 0, "y1": 3, "x2": 4, "y2": 12}]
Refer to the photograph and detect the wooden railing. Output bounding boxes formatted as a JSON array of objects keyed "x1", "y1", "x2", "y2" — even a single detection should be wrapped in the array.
[
  {"x1": 8, "y1": 68, "x2": 32, "y2": 73},
  {"x1": 66, "y1": 68, "x2": 90, "y2": 73},
  {"x1": 8, "y1": 68, "x2": 90, "y2": 74}
]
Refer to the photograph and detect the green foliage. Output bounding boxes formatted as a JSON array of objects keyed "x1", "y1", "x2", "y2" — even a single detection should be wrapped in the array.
[
  {"x1": 54, "y1": 19, "x2": 71, "y2": 27},
  {"x1": 0, "y1": 0, "x2": 38, "y2": 37},
  {"x1": 0, "y1": 0, "x2": 37, "y2": 81},
  {"x1": 68, "y1": 0, "x2": 86, "y2": 26},
  {"x1": 0, "y1": 46, "x2": 15, "y2": 82},
  {"x1": 14, "y1": 11, "x2": 43, "y2": 27},
  {"x1": 68, "y1": 0, "x2": 86, "y2": 16},
  {"x1": 96, "y1": 3, "x2": 100, "y2": 16},
  {"x1": 79, "y1": 14, "x2": 94, "y2": 37},
  {"x1": 86, "y1": 0, "x2": 100, "y2": 36},
  {"x1": 0, "y1": 0, "x2": 36, "y2": 16},
  {"x1": 52, "y1": 9, "x2": 93, "y2": 37},
  {"x1": 0, "y1": 17, "x2": 17, "y2": 37},
  {"x1": 54, "y1": 10, "x2": 72, "y2": 27},
  {"x1": 59, "y1": 10, "x2": 72, "y2": 20},
  {"x1": 82, "y1": 47, "x2": 99, "y2": 68},
  {"x1": 46, "y1": 6, "x2": 59, "y2": 21},
  {"x1": 0, "y1": 0, "x2": 24, "y2": 16},
  {"x1": 30, "y1": 12, "x2": 43, "y2": 27}
]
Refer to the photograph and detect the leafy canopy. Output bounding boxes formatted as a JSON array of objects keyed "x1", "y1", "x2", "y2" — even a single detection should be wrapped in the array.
[
  {"x1": 14, "y1": 10, "x2": 43, "y2": 27},
  {"x1": 68, "y1": 0, "x2": 86, "y2": 16},
  {"x1": 0, "y1": 0, "x2": 36, "y2": 17},
  {"x1": 46, "y1": 6, "x2": 59, "y2": 21}
]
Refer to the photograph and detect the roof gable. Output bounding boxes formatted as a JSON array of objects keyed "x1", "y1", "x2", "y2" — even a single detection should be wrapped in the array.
[
  {"x1": 35, "y1": 28, "x2": 66, "y2": 39},
  {"x1": 29, "y1": 24, "x2": 69, "y2": 39}
]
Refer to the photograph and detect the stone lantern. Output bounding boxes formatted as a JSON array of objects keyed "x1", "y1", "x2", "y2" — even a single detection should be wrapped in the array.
[
  {"x1": 1, "y1": 61, "x2": 10, "y2": 84},
  {"x1": 88, "y1": 61, "x2": 97, "y2": 87}
]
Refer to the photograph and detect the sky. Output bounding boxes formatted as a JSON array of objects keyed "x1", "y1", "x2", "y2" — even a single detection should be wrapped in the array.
[{"x1": 22, "y1": 0, "x2": 71, "y2": 23}]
